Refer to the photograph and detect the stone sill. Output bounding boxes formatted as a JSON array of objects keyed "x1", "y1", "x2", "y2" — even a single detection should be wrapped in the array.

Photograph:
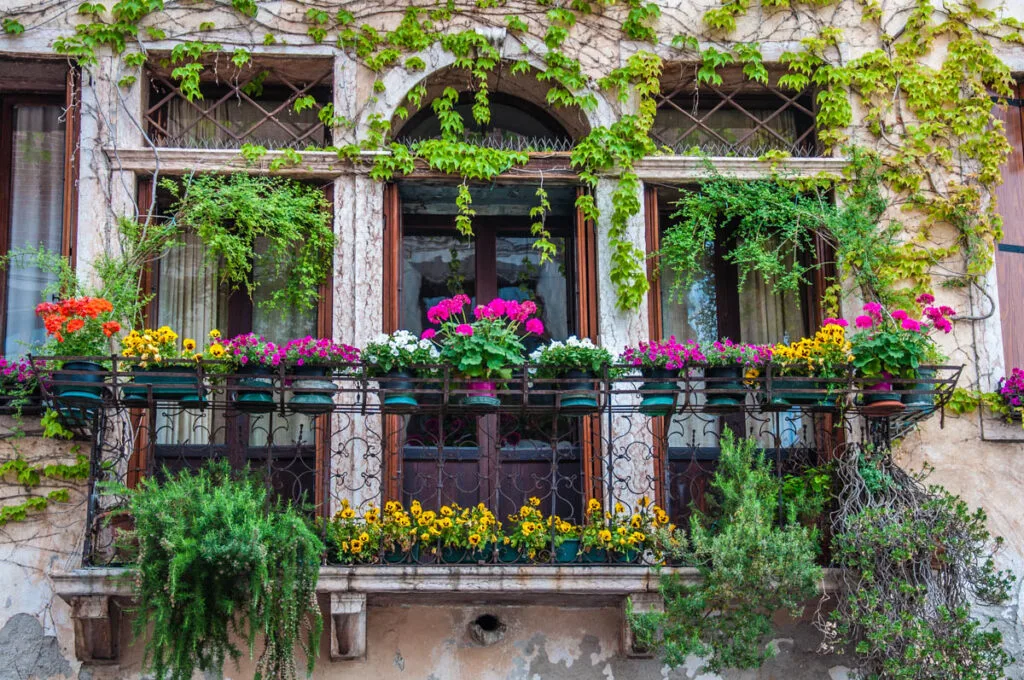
[
  {"x1": 53, "y1": 564, "x2": 843, "y2": 600},
  {"x1": 104, "y1": 147, "x2": 848, "y2": 181}
]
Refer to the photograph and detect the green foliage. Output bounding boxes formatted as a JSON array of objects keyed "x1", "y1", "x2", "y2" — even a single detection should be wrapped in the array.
[
  {"x1": 120, "y1": 462, "x2": 323, "y2": 680},
  {"x1": 40, "y1": 410, "x2": 76, "y2": 440},
  {"x1": 830, "y1": 453, "x2": 1015, "y2": 678},
  {"x1": 0, "y1": 451, "x2": 88, "y2": 526},
  {"x1": 649, "y1": 430, "x2": 822, "y2": 672},
  {"x1": 3, "y1": 17, "x2": 26, "y2": 34},
  {"x1": 161, "y1": 174, "x2": 334, "y2": 311}
]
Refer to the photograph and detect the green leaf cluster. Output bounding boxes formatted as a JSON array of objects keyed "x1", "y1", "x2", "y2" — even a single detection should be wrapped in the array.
[{"x1": 120, "y1": 462, "x2": 324, "y2": 680}]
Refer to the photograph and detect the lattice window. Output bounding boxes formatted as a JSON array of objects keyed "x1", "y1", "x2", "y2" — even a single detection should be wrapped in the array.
[
  {"x1": 651, "y1": 65, "x2": 820, "y2": 157},
  {"x1": 145, "y1": 58, "x2": 333, "y2": 149}
]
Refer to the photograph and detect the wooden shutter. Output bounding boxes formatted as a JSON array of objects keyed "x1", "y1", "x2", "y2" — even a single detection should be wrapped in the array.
[{"x1": 994, "y1": 85, "x2": 1024, "y2": 370}]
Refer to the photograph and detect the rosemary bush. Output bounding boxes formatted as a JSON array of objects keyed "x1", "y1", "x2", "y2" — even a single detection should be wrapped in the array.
[{"x1": 122, "y1": 462, "x2": 323, "y2": 680}]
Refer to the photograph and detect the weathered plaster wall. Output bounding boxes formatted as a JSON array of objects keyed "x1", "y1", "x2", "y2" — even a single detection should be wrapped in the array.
[{"x1": 0, "y1": 0, "x2": 1023, "y2": 677}]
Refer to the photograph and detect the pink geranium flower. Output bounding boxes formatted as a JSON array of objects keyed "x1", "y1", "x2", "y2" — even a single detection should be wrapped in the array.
[
  {"x1": 525, "y1": 318, "x2": 544, "y2": 335},
  {"x1": 855, "y1": 315, "x2": 874, "y2": 329},
  {"x1": 456, "y1": 324, "x2": 474, "y2": 336},
  {"x1": 421, "y1": 328, "x2": 436, "y2": 340},
  {"x1": 901, "y1": 318, "x2": 921, "y2": 331}
]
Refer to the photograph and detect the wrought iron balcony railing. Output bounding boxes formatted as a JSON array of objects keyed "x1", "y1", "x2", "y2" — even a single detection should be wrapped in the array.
[{"x1": 17, "y1": 357, "x2": 960, "y2": 568}]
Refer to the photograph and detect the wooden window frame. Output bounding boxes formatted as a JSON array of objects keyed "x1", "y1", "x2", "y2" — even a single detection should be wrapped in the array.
[
  {"x1": 381, "y1": 181, "x2": 602, "y2": 506},
  {"x1": 0, "y1": 66, "x2": 79, "y2": 351}
]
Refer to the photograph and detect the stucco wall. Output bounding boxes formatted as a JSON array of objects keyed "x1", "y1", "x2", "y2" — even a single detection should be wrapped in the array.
[{"x1": 0, "y1": 0, "x2": 1023, "y2": 677}]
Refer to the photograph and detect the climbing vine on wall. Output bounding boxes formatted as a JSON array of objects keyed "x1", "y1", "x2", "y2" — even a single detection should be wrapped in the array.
[{"x1": 4, "y1": 0, "x2": 1020, "y2": 309}]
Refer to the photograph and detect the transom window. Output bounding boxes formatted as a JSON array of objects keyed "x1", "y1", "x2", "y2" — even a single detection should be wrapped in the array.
[
  {"x1": 145, "y1": 57, "x2": 333, "y2": 149},
  {"x1": 651, "y1": 64, "x2": 820, "y2": 157}
]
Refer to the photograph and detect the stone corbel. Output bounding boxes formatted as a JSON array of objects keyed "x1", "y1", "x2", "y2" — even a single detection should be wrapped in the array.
[
  {"x1": 622, "y1": 592, "x2": 663, "y2": 659},
  {"x1": 329, "y1": 592, "x2": 366, "y2": 661},
  {"x1": 70, "y1": 595, "x2": 121, "y2": 664}
]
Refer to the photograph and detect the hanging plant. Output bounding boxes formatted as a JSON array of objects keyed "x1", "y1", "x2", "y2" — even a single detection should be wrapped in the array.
[{"x1": 161, "y1": 174, "x2": 334, "y2": 311}]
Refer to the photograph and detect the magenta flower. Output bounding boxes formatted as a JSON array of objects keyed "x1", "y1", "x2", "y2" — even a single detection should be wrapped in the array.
[
  {"x1": 901, "y1": 318, "x2": 921, "y2": 331},
  {"x1": 525, "y1": 318, "x2": 544, "y2": 335},
  {"x1": 933, "y1": 318, "x2": 952, "y2": 333},
  {"x1": 520, "y1": 300, "x2": 537, "y2": 318},
  {"x1": 892, "y1": 309, "x2": 908, "y2": 321},
  {"x1": 855, "y1": 315, "x2": 874, "y2": 329},
  {"x1": 488, "y1": 298, "x2": 508, "y2": 318},
  {"x1": 916, "y1": 293, "x2": 935, "y2": 304},
  {"x1": 421, "y1": 328, "x2": 437, "y2": 340},
  {"x1": 456, "y1": 324, "x2": 474, "y2": 336},
  {"x1": 823, "y1": 317, "x2": 849, "y2": 327}
]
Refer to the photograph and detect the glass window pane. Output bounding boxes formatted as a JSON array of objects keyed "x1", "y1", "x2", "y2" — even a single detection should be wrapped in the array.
[
  {"x1": 400, "y1": 234, "x2": 476, "y2": 336},
  {"x1": 4, "y1": 104, "x2": 65, "y2": 356},
  {"x1": 496, "y1": 235, "x2": 569, "y2": 346},
  {"x1": 659, "y1": 241, "x2": 717, "y2": 346}
]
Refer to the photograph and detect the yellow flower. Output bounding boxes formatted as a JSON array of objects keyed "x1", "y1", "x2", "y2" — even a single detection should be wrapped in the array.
[
  {"x1": 439, "y1": 517, "x2": 452, "y2": 529},
  {"x1": 209, "y1": 329, "x2": 221, "y2": 339},
  {"x1": 468, "y1": 533, "x2": 481, "y2": 547},
  {"x1": 587, "y1": 498, "x2": 601, "y2": 513},
  {"x1": 350, "y1": 539, "x2": 364, "y2": 552},
  {"x1": 638, "y1": 496, "x2": 650, "y2": 508},
  {"x1": 528, "y1": 496, "x2": 541, "y2": 507},
  {"x1": 559, "y1": 522, "x2": 573, "y2": 533},
  {"x1": 209, "y1": 343, "x2": 225, "y2": 358},
  {"x1": 440, "y1": 506, "x2": 453, "y2": 517},
  {"x1": 341, "y1": 507, "x2": 355, "y2": 519},
  {"x1": 614, "y1": 502, "x2": 625, "y2": 514},
  {"x1": 183, "y1": 338, "x2": 196, "y2": 352},
  {"x1": 410, "y1": 501, "x2": 422, "y2": 516},
  {"x1": 630, "y1": 531, "x2": 645, "y2": 544},
  {"x1": 522, "y1": 521, "x2": 537, "y2": 536},
  {"x1": 630, "y1": 514, "x2": 642, "y2": 529},
  {"x1": 598, "y1": 529, "x2": 612, "y2": 543},
  {"x1": 359, "y1": 532, "x2": 370, "y2": 543},
  {"x1": 421, "y1": 533, "x2": 430, "y2": 542}
]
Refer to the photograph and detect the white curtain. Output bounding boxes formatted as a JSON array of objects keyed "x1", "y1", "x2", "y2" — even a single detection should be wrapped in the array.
[{"x1": 4, "y1": 104, "x2": 65, "y2": 356}]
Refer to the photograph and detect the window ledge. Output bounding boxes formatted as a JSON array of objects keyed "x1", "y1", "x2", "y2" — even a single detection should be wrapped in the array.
[
  {"x1": 53, "y1": 564, "x2": 844, "y2": 600},
  {"x1": 632, "y1": 155, "x2": 848, "y2": 181}
]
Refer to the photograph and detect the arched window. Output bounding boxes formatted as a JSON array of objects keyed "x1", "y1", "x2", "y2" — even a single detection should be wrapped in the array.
[{"x1": 396, "y1": 91, "x2": 575, "y2": 152}]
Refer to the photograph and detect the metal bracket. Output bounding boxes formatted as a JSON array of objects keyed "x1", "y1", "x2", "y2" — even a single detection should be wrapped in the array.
[
  {"x1": 71, "y1": 595, "x2": 121, "y2": 664},
  {"x1": 329, "y1": 592, "x2": 367, "y2": 661}
]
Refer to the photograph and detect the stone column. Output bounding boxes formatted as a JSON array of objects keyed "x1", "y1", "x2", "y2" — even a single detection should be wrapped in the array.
[{"x1": 593, "y1": 177, "x2": 656, "y2": 509}]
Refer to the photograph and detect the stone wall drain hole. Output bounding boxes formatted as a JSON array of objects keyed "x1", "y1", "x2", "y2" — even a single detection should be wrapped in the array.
[{"x1": 470, "y1": 613, "x2": 506, "y2": 646}]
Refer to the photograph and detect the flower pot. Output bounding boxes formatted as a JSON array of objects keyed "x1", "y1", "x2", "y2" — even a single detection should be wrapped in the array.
[
  {"x1": 861, "y1": 380, "x2": 905, "y2": 416},
  {"x1": 122, "y1": 364, "x2": 203, "y2": 404},
  {"x1": 234, "y1": 365, "x2": 275, "y2": 413},
  {"x1": 900, "y1": 368, "x2": 936, "y2": 409},
  {"x1": 614, "y1": 549, "x2": 640, "y2": 564},
  {"x1": 704, "y1": 365, "x2": 746, "y2": 407},
  {"x1": 440, "y1": 546, "x2": 471, "y2": 563},
  {"x1": 381, "y1": 368, "x2": 419, "y2": 412},
  {"x1": 554, "y1": 538, "x2": 580, "y2": 563},
  {"x1": 383, "y1": 546, "x2": 420, "y2": 564},
  {"x1": 558, "y1": 370, "x2": 599, "y2": 414},
  {"x1": 639, "y1": 367, "x2": 678, "y2": 416},
  {"x1": 288, "y1": 364, "x2": 335, "y2": 415},
  {"x1": 461, "y1": 380, "x2": 500, "y2": 410},
  {"x1": 771, "y1": 376, "x2": 821, "y2": 406},
  {"x1": 498, "y1": 543, "x2": 525, "y2": 563},
  {"x1": 52, "y1": 360, "x2": 106, "y2": 405},
  {"x1": 579, "y1": 547, "x2": 608, "y2": 563}
]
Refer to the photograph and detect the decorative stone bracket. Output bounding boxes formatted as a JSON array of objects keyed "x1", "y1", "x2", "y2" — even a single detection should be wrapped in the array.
[
  {"x1": 70, "y1": 595, "x2": 121, "y2": 664},
  {"x1": 622, "y1": 592, "x2": 663, "y2": 658},
  {"x1": 329, "y1": 592, "x2": 366, "y2": 661}
]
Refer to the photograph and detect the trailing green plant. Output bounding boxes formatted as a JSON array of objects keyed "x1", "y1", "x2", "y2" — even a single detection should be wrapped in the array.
[
  {"x1": 117, "y1": 461, "x2": 323, "y2": 680},
  {"x1": 646, "y1": 430, "x2": 822, "y2": 672},
  {"x1": 0, "y1": 450, "x2": 88, "y2": 526},
  {"x1": 161, "y1": 174, "x2": 334, "y2": 311},
  {"x1": 827, "y1": 450, "x2": 1015, "y2": 679}
]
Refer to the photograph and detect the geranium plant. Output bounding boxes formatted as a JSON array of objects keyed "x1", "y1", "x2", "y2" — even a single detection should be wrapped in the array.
[
  {"x1": 528, "y1": 336, "x2": 614, "y2": 377},
  {"x1": 426, "y1": 295, "x2": 544, "y2": 381},
  {"x1": 361, "y1": 330, "x2": 438, "y2": 376},
  {"x1": 281, "y1": 336, "x2": 360, "y2": 366},
  {"x1": 35, "y1": 296, "x2": 121, "y2": 358},
  {"x1": 620, "y1": 337, "x2": 704, "y2": 372},
  {"x1": 849, "y1": 298, "x2": 954, "y2": 382},
  {"x1": 0, "y1": 356, "x2": 47, "y2": 410}
]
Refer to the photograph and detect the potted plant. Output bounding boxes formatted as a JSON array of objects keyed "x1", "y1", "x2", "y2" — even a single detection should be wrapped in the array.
[
  {"x1": 701, "y1": 339, "x2": 773, "y2": 407},
  {"x1": 224, "y1": 333, "x2": 283, "y2": 413},
  {"x1": 771, "y1": 320, "x2": 852, "y2": 407},
  {"x1": 362, "y1": 330, "x2": 439, "y2": 411},
  {"x1": 0, "y1": 356, "x2": 46, "y2": 415},
  {"x1": 379, "y1": 501, "x2": 419, "y2": 563},
  {"x1": 620, "y1": 337, "x2": 704, "y2": 416},
  {"x1": 549, "y1": 514, "x2": 582, "y2": 562},
  {"x1": 579, "y1": 498, "x2": 612, "y2": 562},
  {"x1": 996, "y1": 368, "x2": 1024, "y2": 425},
  {"x1": 328, "y1": 500, "x2": 381, "y2": 564},
  {"x1": 849, "y1": 301, "x2": 952, "y2": 415},
  {"x1": 503, "y1": 497, "x2": 549, "y2": 561},
  {"x1": 119, "y1": 326, "x2": 204, "y2": 403},
  {"x1": 425, "y1": 295, "x2": 544, "y2": 410},
  {"x1": 607, "y1": 500, "x2": 646, "y2": 563},
  {"x1": 282, "y1": 336, "x2": 359, "y2": 414},
  {"x1": 900, "y1": 295, "x2": 955, "y2": 408},
  {"x1": 528, "y1": 336, "x2": 613, "y2": 414},
  {"x1": 35, "y1": 297, "x2": 121, "y2": 405},
  {"x1": 459, "y1": 502, "x2": 501, "y2": 562}
]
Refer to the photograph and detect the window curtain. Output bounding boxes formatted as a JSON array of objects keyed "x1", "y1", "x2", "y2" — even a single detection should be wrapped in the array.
[{"x1": 4, "y1": 104, "x2": 65, "y2": 356}]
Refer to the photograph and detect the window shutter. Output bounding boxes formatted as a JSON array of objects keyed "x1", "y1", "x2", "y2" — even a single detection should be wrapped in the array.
[{"x1": 994, "y1": 84, "x2": 1024, "y2": 370}]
